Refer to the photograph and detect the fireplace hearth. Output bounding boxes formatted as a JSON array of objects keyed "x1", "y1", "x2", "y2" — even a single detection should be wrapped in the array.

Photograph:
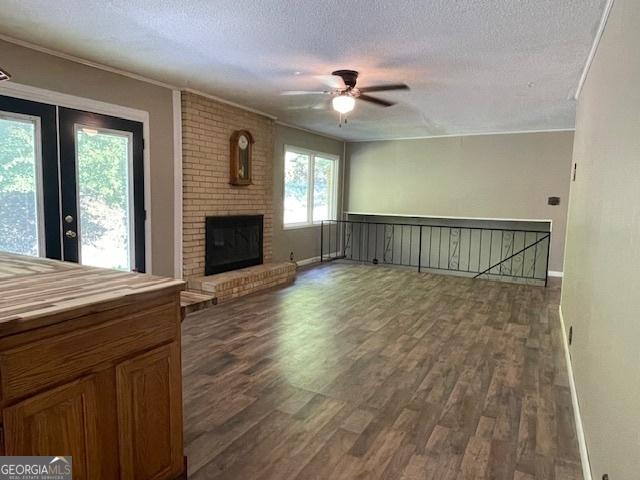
[{"x1": 205, "y1": 215, "x2": 263, "y2": 275}]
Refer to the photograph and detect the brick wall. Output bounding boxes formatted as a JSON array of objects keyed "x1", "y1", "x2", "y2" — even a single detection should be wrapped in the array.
[{"x1": 181, "y1": 91, "x2": 275, "y2": 279}]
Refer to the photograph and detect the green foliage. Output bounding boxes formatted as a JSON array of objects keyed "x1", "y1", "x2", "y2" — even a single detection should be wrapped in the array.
[
  {"x1": 0, "y1": 118, "x2": 38, "y2": 255},
  {"x1": 284, "y1": 153, "x2": 309, "y2": 201},
  {"x1": 77, "y1": 130, "x2": 129, "y2": 244},
  {"x1": 77, "y1": 130, "x2": 128, "y2": 209},
  {"x1": 313, "y1": 157, "x2": 332, "y2": 207},
  {"x1": 0, "y1": 118, "x2": 36, "y2": 194}
]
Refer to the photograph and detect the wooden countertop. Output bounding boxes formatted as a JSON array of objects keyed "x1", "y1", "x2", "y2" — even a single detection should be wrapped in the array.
[{"x1": 0, "y1": 252, "x2": 185, "y2": 337}]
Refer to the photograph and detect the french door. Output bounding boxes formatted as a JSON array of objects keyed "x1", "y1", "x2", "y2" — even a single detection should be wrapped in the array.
[
  {"x1": 0, "y1": 95, "x2": 146, "y2": 272},
  {"x1": 0, "y1": 95, "x2": 61, "y2": 259}
]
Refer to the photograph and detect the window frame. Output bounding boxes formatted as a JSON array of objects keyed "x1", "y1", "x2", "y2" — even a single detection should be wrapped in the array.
[{"x1": 283, "y1": 145, "x2": 339, "y2": 229}]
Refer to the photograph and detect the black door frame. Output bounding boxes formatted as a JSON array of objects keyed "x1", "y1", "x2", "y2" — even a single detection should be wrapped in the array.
[
  {"x1": 0, "y1": 95, "x2": 62, "y2": 259},
  {"x1": 58, "y1": 107, "x2": 146, "y2": 272}
]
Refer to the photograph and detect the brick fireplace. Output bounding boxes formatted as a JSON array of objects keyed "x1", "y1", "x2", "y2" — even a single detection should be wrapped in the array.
[
  {"x1": 181, "y1": 92, "x2": 295, "y2": 303},
  {"x1": 181, "y1": 91, "x2": 274, "y2": 280}
]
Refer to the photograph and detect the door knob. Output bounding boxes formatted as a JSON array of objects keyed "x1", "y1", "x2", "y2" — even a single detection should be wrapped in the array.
[{"x1": 65, "y1": 230, "x2": 77, "y2": 239}]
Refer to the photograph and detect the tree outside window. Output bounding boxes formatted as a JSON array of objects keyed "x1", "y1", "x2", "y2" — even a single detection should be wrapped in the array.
[{"x1": 283, "y1": 147, "x2": 338, "y2": 227}]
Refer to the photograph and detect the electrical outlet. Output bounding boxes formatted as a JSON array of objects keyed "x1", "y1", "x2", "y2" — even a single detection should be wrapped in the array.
[
  {"x1": 602, "y1": 474, "x2": 609, "y2": 480},
  {"x1": 569, "y1": 326, "x2": 573, "y2": 345},
  {"x1": 289, "y1": 251, "x2": 294, "y2": 261}
]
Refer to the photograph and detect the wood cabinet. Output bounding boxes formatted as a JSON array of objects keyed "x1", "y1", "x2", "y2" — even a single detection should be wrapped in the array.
[
  {"x1": 116, "y1": 343, "x2": 183, "y2": 480},
  {"x1": 0, "y1": 253, "x2": 186, "y2": 480},
  {"x1": 3, "y1": 376, "x2": 100, "y2": 479}
]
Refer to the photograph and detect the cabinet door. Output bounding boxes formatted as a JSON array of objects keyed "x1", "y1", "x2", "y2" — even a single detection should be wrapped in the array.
[
  {"x1": 3, "y1": 375, "x2": 100, "y2": 479},
  {"x1": 116, "y1": 342, "x2": 183, "y2": 480}
]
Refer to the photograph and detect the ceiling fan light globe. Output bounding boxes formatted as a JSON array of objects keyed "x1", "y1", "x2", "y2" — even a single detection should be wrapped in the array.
[{"x1": 332, "y1": 95, "x2": 355, "y2": 114}]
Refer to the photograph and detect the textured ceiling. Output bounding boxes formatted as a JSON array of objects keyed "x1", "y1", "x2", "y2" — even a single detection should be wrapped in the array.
[{"x1": 0, "y1": 0, "x2": 605, "y2": 141}]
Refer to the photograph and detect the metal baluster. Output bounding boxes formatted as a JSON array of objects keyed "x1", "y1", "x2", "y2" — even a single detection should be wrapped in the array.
[
  {"x1": 400, "y1": 225, "x2": 404, "y2": 265},
  {"x1": 335, "y1": 220, "x2": 339, "y2": 259},
  {"x1": 438, "y1": 227, "x2": 443, "y2": 269},
  {"x1": 467, "y1": 229, "x2": 472, "y2": 272},
  {"x1": 342, "y1": 221, "x2": 346, "y2": 259},
  {"x1": 418, "y1": 226, "x2": 423, "y2": 272},
  {"x1": 520, "y1": 232, "x2": 537, "y2": 278},
  {"x1": 448, "y1": 227, "x2": 452, "y2": 270},
  {"x1": 488, "y1": 231, "x2": 493, "y2": 276},
  {"x1": 366, "y1": 223, "x2": 370, "y2": 262},
  {"x1": 532, "y1": 232, "x2": 539, "y2": 278},
  {"x1": 392, "y1": 225, "x2": 395, "y2": 264},
  {"x1": 327, "y1": 221, "x2": 331, "y2": 260},
  {"x1": 428, "y1": 226, "x2": 432, "y2": 269},
  {"x1": 320, "y1": 221, "x2": 324, "y2": 262},
  {"x1": 409, "y1": 226, "x2": 413, "y2": 267},
  {"x1": 544, "y1": 234, "x2": 550, "y2": 286},
  {"x1": 478, "y1": 230, "x2": 483, "y2": 273},
  {"x1": 374, "y1": 224, "x2": 378, "y2": 263},
  {"x1": 359, "y1": 223, "x2": 363, "y2": 262},
  {"x1": 510, "y1": 232, "x2": 515, "y2": 275},
  {"x1": 499, "y1": 231, "x2": 504, "y2": 276}
]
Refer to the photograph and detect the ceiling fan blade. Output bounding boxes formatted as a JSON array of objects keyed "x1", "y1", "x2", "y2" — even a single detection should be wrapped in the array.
[
  {"x1": 358, "y1": 94, "x2": 395, "y2": 107},
  {"x1": 281, "y1": 90, "x2": 329, "y2": 96},
  {"x1": 286, "y1": 99, "x2": 329, "y2": 110},
  {"x1": 358, "y1": 83, "x2": 410, "y2": 93},
  {"x1": 314, "y1": 75, "x2": 346, "y2": 90},
  {"x1": 312, "y1": 99, "x2": 330, "y2": 110}
]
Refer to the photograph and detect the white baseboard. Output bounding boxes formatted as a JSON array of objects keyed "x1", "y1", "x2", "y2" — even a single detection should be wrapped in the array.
[
  {"x1": 549, "y1": 270, "x2": 564, "y2": 277},
  {"x1": 558, "y1": 305, "x2": 592, "y2": 480},
  {"x1": 296, "y1": 256, "x2": 321, "y2": 267},
  {"x1": 296, "y1": 252, "x2": 339, "y2": 267}
]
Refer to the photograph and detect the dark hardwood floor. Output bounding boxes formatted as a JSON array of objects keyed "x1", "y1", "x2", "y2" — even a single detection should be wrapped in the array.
[{"x1": 182, "y1": 263, "x2": 582, "y2": 480}]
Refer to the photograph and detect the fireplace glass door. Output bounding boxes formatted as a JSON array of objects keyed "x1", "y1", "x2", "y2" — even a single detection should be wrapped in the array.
[{"x1": 205, "y1": 215, "x2": 263, "y2": 275}]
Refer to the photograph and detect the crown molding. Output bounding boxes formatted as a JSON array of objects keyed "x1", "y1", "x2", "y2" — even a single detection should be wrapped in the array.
[
  {"x1": 574, "y1": 0, "x2": 615, "y2": 100},
  {"x1": 0, "y1": 33, "x2": 178, "y2": 90},
  {"x1": 274, "y1": 120, "x2": 346, "y2": 142},
  {"x1": 181, "y1": 88, "x2": 276, "y2": 120},
  {"x1": 0, "y1": 33, "x2": 281, "y2": 120},
  {"x1": 346, "y1": 128, "x2": 575, "y2": 143}
]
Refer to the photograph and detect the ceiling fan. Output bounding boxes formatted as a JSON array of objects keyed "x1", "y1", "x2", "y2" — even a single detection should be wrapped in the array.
[
  {"x1": 282, "y1": 69, "x2": 409, "y2": 116},
  {"x1": 0, "y1": 67, "x2": 11, "y2": 82}
]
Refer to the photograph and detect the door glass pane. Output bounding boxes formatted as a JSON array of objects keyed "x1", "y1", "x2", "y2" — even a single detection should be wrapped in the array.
[
  {"x1": 284, "y1": 151, "x2": 310, "y2": 225},
  {"x1": 313, "y1": 156, "x2": 335, "y2": 222},
  {"x1": 76, "y1": 126, "x2": 132, "y2": 270},
  {"x1": 0, "y1": 114, "x2": 41, "y2": 256}
]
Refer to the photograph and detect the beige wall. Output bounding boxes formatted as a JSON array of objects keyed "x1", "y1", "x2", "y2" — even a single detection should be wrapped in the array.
[
  {"x1": 273, "y1": 124, "x2": 345, "y2": 262},
  {"x1": 561, "y1": 1, "x2": 640, "y2": 478},
  {"x1": 0, "y1": 39, "x2": 177, "y2": 276},
  {"x1": 181, "y1": 92, "x2": 274, "y2": 279},
  {"x1": 346, "y1": 132, "x2": 573, "y2": 271}
]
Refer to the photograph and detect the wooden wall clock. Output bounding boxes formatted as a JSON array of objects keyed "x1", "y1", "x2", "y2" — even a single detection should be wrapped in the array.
[{"x1": 229, "y1": 130, "x2": 254, "y2": 185}]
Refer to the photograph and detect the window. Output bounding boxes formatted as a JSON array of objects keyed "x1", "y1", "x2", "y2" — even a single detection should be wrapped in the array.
[
  {"x1": 0, "y1": 112, "x2": 44, "y2": 257},
  {"x1": 283, "y1": 147, "x2": 338, "y2": 227},
  {"x1": 76, "y1": 126, "x2": 133, "y2": 271}
]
